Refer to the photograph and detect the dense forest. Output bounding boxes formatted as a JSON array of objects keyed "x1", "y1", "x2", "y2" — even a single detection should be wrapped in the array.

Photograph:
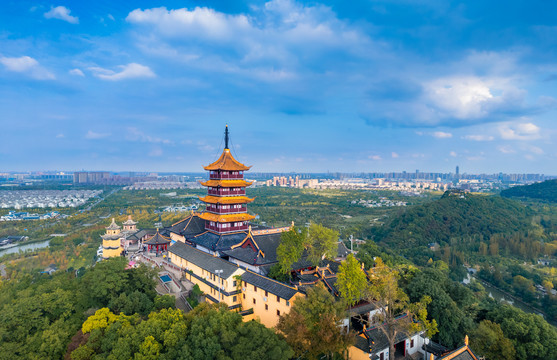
[
  {"x1": 369, "y1": 191, "x2": 557, "y2": 323},
  {"x1": 501, "y1": 179, "x2": 557, "y2": 202}
]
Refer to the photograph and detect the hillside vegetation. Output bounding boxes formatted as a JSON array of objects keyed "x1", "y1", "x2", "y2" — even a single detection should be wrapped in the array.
[
  {"x1": 375, "y1": 192, "x2": 532, "y2": 251},
  {"x1": 501, "y1": 179, "x2": 557, "y2": 202}
]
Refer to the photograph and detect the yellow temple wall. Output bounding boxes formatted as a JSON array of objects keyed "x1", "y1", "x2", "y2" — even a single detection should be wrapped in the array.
[
  {"x1": 239, "y1": 281, "x2": 303, "y2": 328},
  {"x1": 169, "y1": 252, "x2": 243, "y2": 308}
]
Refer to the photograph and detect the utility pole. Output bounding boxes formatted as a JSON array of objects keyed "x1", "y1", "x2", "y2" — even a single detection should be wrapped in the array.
[
  {"x1": 350, "y1": 234, "x2": 353, "y2": 253},
  {"x1": 215, "y1": 269, "x2": 223, "y2": 302}
]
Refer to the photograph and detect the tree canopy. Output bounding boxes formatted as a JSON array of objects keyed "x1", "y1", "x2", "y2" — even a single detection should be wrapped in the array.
[
  {"x1": 277, "y1": 284, "x2": 352, "y2": 360},
  {"x1": 72, "y1": 304, "x2": 293, "y2": 360}
]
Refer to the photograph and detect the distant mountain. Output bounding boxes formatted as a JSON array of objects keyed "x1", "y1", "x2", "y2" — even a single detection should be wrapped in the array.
[
  {"x1": 501, "y1": 179, "x2": 557, "y2": 202},
  {"x1": 375, "y1": 191, "x2": 532, "y2": 250}
]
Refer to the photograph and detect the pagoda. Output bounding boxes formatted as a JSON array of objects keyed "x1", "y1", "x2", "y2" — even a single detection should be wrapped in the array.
[
  {"x1": 199, "y1": 126, "x2": 255, "y2": 233},
  {"x1": 101, "y1": 218, "x2": 123, "y2": 258}
]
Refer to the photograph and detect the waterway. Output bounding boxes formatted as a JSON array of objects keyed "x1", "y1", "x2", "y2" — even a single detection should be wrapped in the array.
[
  {"x1": 464, "y1": 272, "x2": 557, "y2": 327},
  {"x1": 0, "y1": 240, "x2": 50, "y2": 257}
]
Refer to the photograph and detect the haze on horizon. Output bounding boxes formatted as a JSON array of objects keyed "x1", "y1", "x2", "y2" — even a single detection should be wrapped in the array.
[{"x1": 1, "y1": 1, "x2": 556, "y2": 174}]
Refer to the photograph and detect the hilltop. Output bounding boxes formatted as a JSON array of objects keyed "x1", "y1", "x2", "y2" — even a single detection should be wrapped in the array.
[
  {"x1": 374, "y1": 191, "x2": 533, "y2": 252},
  {"x1": 501, "y1": 179, "x2": 557, "y2": 202}
]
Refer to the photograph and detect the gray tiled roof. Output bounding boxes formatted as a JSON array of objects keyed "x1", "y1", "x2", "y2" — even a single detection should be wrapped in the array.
[
  {"x1": 191, "y1": 231, "x2": 248, "y2": 252},
  {"x1": 168, "y1": 241, "x2": 240, "y2": 279},
  {"x1": 101, "y1": 233, "x2": 121, "y2": 240},
  {"x1": 241, "y1": 270, "x2": 299, "y2": 300},
  {"x1": 144, "y1": 232, "x2": 171, "y2": 245},
  {"x1": 169, "y1": 215, "x2": 206, "y2": 237}
]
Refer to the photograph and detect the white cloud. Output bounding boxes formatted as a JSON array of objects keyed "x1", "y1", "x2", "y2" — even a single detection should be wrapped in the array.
[
  {"x1": 0, "y1": 56, "x2": 55, "y2": 80},
  {"x1": 391, "y1": 152, "x2": 399, "y2": 158},
  {"x1": 432, "y1": 131, "x2": 452, "y2": 139},
  {"x1": 149, "y1": 147, "x2": 163, "y2": 157},
  {"x1": 499, "y1": 122, "x2": 540, "y2": 140},
  {"x1": 449, "y1": 151, "x2": 457, "y2": 157},
  {"x1": 85, "y1": 130, "x2": 111, "y2": 139},
  {"x1": 69, "y1": 68, "x2": 84, "y2": 76},
  {"x1": 463, "y1": 134, "x2": 494, "y2": 141},
  {"x1": 44, "y1": 6, "x2": 79, "y2": 24},
  {"x1": 125, "y1": 1, "x2": 370, "y2": 82},
  {"x1": 497, "y1": 145, "x2": 516, "y2": 154},
  {"x1": 126, "y1": 127, "x2": 172, "y2": 144},
  {"x1": 127, "y1": 6, "x2": 251, "y2": 41},
  {"x1": 368, "y1": 155, "x2": 381, "y2": 160},
  {"x1": 424, "y1": 76, "x2": 524, "y2": 121},
  {"x1": 56, "y1": 133, "x2": 65, "y2": 138},
  {"x1": 528, "y1": 145, "x2": 544, "y2": 155},
  {"x1": 89, "y1": 63, "x2": 156, "y2": 81}
]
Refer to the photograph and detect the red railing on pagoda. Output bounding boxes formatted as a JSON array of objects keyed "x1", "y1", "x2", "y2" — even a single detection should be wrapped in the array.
[
  {"x1": 207, "y1": 188, "x2": 246, "y2": 196},
  {"x1": 206, "y1": 205, "x2": 247, "y2": 213},
  {"x1": 209, "y1": 173, "x2": 244, "y2": 180},
  {"x1": 205, "y1": 223, "x2": 248, "y2": 232}
]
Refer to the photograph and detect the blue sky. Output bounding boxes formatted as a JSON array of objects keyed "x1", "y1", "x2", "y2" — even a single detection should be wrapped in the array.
[{"x1": 1, "y1": 1, "x2": 557, "y2": 174}]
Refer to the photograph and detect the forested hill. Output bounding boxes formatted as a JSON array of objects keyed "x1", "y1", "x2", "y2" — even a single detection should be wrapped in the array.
[
  {"x1": 374, "y1": 192, "x2": 532, "y2": 251},
  {"x1": 501, "y1": 179, "x2": 557, "y2": 202}
]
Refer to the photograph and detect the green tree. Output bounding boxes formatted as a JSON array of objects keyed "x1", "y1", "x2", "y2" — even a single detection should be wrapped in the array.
[
  {"x1": 336, "y1": 254, "x2": 368, "y2": 306},
  {"x1": 485, "y1": 305, "x2": 557, "y2": 360},
  {"x1": 276, "y1": 227, "x2": 306, "y2": 274},
  {"x1": 154, "y1": 294, "x2": 176, "y2": 310},
  {"x1": 366, "y1": 259, "x2": 437, "y2": 360},
  {"x1": 277, "y1": 284, "x2": 352, "y2": 360},
  {"x1": 307, "y1": 223, "x2": 339, "y2": 266},
  {"x1": 470, "y1": 320, "x2": 515, "y2": 360},
  {"x1": 73, "y1": 304, "x2": 292, "y2": 360}
]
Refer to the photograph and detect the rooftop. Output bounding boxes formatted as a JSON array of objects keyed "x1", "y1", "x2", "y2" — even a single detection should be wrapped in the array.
[
  {"x1": 168, "y1": 241, "x2": 240, "y2": 279},
  {"x1": 241, "y1": 270, "x2": 299, "y2": 300}
]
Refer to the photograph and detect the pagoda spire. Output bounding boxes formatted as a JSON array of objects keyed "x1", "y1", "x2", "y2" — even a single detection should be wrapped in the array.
[{"x1": 224, "y1": 124, "x2": 229, "y2": 150}]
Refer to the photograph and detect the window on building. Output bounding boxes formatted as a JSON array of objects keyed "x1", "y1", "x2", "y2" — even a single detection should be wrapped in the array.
[
  {"x1": 253, "y1": 299, "x2": 256, "y2": 304},
  {"x1": 265, "y1": 290, "x2": 268, "y2": 297},
  {"x1": 286, "y1": 301, "x2": 290, "y2": 306},
  {"x1": 410, "y1": 339, "x2": 414, "y2": 348},
  {"x1": 254, "y1": 285, "x2": 257, "y2": 292},
  {"x1": 243, "y1": 294, "x2": 245, "y2": 299},
  {"x1": 233, "y1": 296, "x2": 237, "y2": 302},
  {"x1": 233, "y1": 280, "x2": 237, "y2": 287},
  {"x1": 265, "y1": 304, "x2": 268, "y2": 310},
  {"x1": 244, "y1": 281, "x2": 247, "y2": 287},
  {"x1": 276, "y1": 310, "x2": 280, "y2": 316},
  {"x1": 276, "y1": 295, "x2": 280, "y2": 303}
]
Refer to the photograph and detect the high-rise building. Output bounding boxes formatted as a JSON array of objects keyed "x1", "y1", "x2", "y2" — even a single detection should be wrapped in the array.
[{"x1": 198, "y1": 126, "x2": 255, "y2": 234}]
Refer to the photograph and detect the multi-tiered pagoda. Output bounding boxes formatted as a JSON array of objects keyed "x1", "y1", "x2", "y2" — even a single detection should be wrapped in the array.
[{"x1": 199, "y1": 126, "x2": 255, "y2": 234}]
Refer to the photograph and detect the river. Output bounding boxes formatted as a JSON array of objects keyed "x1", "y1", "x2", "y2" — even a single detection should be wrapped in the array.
[
  {"x1": 0, "y1": 240, "x2": 50, "y2": 257},
  {"x1": 464, "y1": 272, "x2": 557, "y2": 327}
]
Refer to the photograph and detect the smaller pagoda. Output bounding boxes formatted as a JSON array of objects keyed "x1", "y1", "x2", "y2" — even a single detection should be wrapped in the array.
[
  {"x1": 199, "y1": 126, "x2": 255, "y2": 234},
  {"x1": 144, "y1": 230, "x2": 171, "y2": 254},
  {"x1": 122, "y1": 215, "x2": 138, "y2": 232},
  {"x1": 101, "y1": 218, "x2": 123, "y2": 258}
]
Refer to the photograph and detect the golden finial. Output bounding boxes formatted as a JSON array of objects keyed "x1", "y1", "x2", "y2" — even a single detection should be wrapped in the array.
[
  {"x1": 464, "y1": 335, "x2": 469, "y2": 346},
  {"x1": 248, "y1": 225, "x2": 252, "y2": 233}
]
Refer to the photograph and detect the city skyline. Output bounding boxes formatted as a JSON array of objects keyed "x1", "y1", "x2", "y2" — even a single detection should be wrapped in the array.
[{"x1": 2, "y1": 1, "x2": 557, "y2": 173}]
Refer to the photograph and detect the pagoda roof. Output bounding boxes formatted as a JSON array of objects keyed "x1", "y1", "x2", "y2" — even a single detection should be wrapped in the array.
[
  {"x1": 203, "y1": 149, "x2": 251, "y2": 171},
  {"x1": 123, "y1": 215, "x2": 137, "y2": 225},
  {"x1": 106, "y1": 218, "x2": 120, "y2": 230},
  {"x1": 199, "y1": 212, "x2": 255, "y2": 223},
  {"x1": 144, "y1": 231, "x2": 171, "y2": 245},
  {"x1": 200, "y1": 179, "x2": 253, "y2": 188},
  {"x1": 198, "y1": 195, "x2": 255, "y2": 204},
  {"x1": 190, "y1": 230, "x2": 248, "y2": 252},
  {"x1": 101, "y1": 233, "x2": 121, "y2": 240},
  {"x1": 169, "y1": 214, "x2": 206, "y2": 237}
]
